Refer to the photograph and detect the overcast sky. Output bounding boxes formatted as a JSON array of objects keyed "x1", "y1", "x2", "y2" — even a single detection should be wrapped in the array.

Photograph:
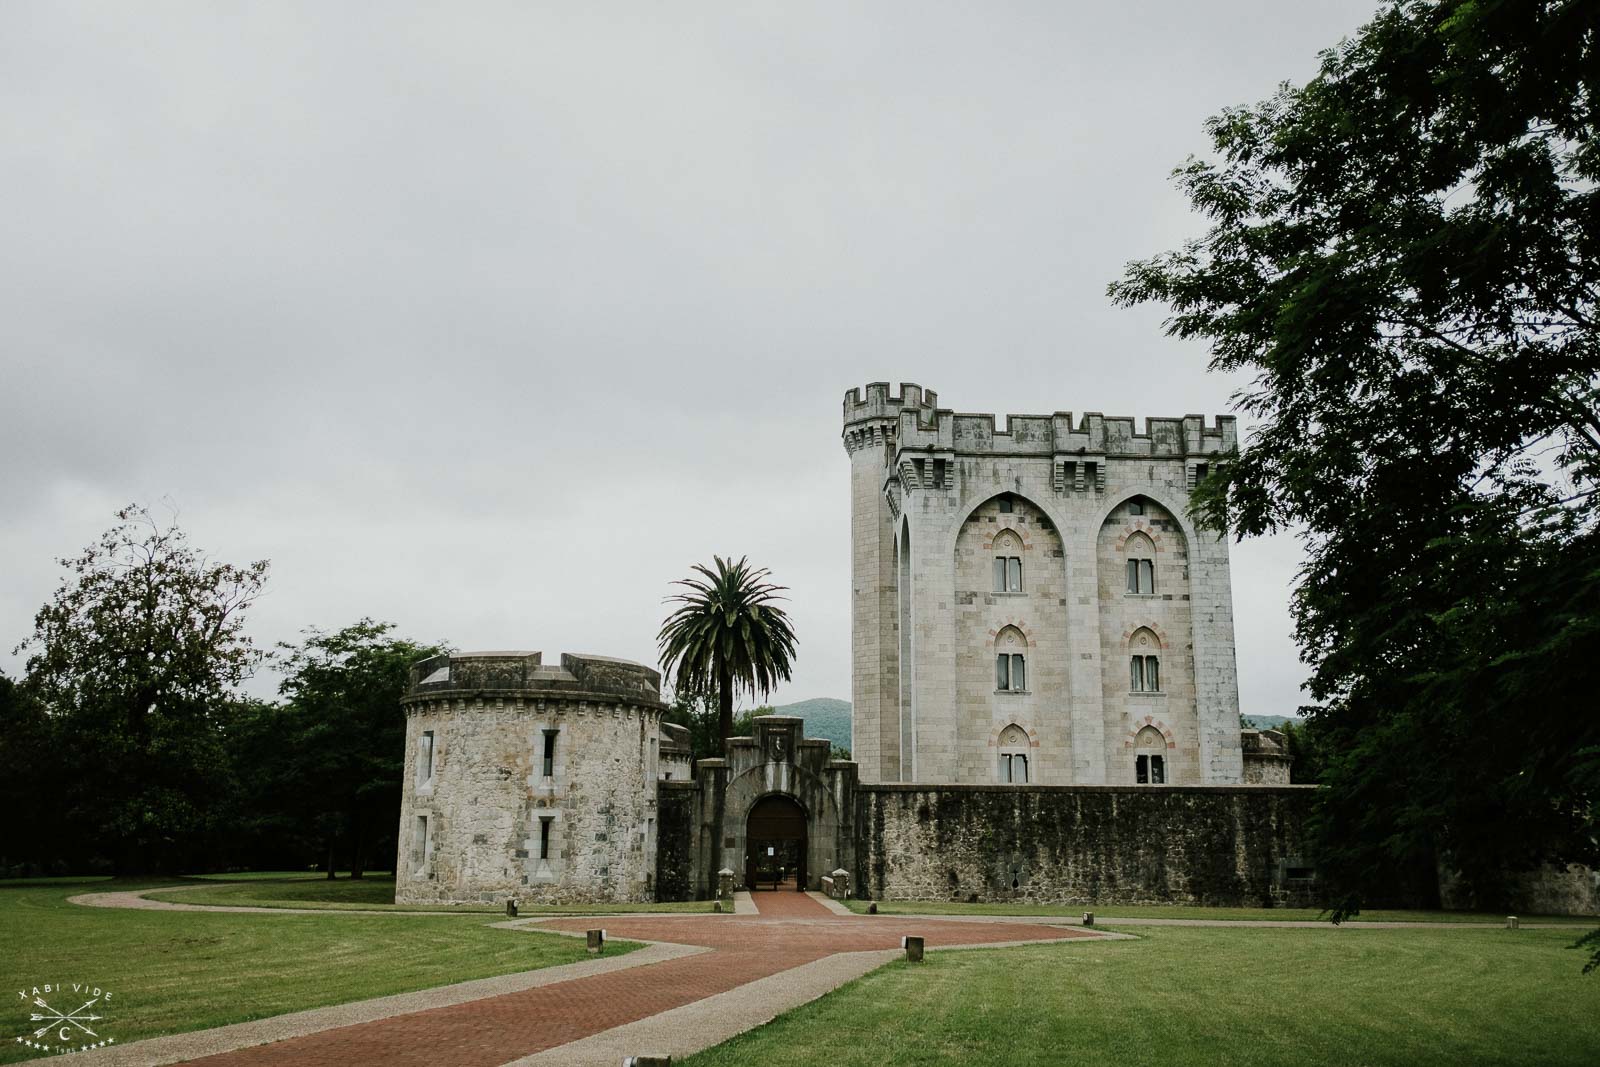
[{"x1": 2, "y1": 2, "x2": 1380, "y2": 717}]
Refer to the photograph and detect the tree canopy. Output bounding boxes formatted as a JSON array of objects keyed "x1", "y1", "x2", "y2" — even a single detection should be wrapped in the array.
[
  {"x1": 1110, "y1": 0, "x2": 1598, "y2": 952},
  {"x1": 658, "y1": 555, "x2": 798, "y2": 754},
  {"x1": 15, "y1": 505, "x2": 269, "y2": 873}
]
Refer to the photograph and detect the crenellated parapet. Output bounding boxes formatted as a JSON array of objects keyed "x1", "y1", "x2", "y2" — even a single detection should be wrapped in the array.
[
  {"x1": 404, "y1": 650, "x2": 663, "y2": 715},
  {"x1": 841, "y1": 381, "x2": 939, "y2": 454},
  {"x1": 895, "y1": 409, "x2": 1236, "y2": 459}
]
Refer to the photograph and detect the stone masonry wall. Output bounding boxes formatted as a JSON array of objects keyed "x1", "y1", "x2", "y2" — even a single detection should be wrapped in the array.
[
  {"x1": 857, "y1": 784, "x2": 1317, "y2": 907},
  {"x1": 655, "y1": 779, "x2": 697, "y2": 902}
]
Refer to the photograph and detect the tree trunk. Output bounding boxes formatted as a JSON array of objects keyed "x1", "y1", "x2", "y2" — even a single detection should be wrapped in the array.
[
  {"x1": 350, "y1": 814, "x2": 365, "y2": 880},
  {"x1": 325, "y1": 841, "x2": 336, "y2": 880},
  {"x1": 718, "y1": 662, "x2": 733, "y2": 756}
]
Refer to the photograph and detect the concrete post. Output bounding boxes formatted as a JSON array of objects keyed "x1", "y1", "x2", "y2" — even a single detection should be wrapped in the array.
[
  {"x1": 903, "y1": 935, "x2": 925, "y2": 962},
  {"x1": 717, "y1": 868, "x2": 735, "y2": 899},
  {"x1": 505, "y1": 899, "x2": 519, "y2": 918},
  {"x1": 587, "y1": 929, "x2": 606, "y2": 953}
]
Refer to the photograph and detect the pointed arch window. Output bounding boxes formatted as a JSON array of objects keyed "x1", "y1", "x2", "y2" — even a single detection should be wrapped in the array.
[
  {"x1": 995, "y1": 626, "x2": 1027, "y2": 692},
  {"x1": 992, "y1": 530, "x2": 1023, "y2": 593},
  {"x1": 1125, "y1": 531, "x2": 1156, "y2": 595},
  {"x1": 998, "y1": 724, "x2": 1030, "y2": 783},
  {"x1": 1129, "y1": 628, "x2": 1161, "y2": 692},
  {"x1": 1134, "y1": 725, "x2": 1167, "y2": 784}
]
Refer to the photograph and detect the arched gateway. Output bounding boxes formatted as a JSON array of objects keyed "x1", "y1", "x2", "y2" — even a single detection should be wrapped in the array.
[
  {"x1": 745, "y1": 794, "x2": 807, "y2": 891},
  {"x1": 688, "y1": 715, "x2": 858, "y2": 896}
]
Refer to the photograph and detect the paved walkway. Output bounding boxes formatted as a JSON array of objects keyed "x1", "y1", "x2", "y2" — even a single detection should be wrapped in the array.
[{"x1": 75, "y1": 887, "x2": 1110, "y2": 1067}]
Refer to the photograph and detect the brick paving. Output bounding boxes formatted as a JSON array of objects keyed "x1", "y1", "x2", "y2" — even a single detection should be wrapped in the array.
[{"x1": 178, "y1": 889, "x2": 1097, "y2": 1067}]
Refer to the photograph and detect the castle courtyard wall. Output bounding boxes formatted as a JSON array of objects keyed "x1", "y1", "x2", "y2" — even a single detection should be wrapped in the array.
[{"x1": 855, "y1": 784, "x2": 1318, "y2": 907}]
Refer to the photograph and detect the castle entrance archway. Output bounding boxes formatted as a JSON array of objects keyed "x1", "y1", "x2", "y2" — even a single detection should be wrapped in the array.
[{"x1": 745, "y1": 794, "x2": 807, "y2": 892}]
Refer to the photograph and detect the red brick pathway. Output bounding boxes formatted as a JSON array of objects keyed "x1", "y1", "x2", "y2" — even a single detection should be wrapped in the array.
[{"x1": 181, "y1": 892, "x2": 1095, "y2": 1066}]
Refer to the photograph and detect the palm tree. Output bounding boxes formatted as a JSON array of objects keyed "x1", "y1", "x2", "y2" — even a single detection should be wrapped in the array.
[{"x1": 658, "y1": 556, "x2": 798, "y2": 756}]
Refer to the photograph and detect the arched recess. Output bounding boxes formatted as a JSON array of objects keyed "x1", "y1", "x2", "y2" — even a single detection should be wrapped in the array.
[
  {"x1": 950, "y1": 491, "x2": 1068, "y2": 784},
  {"x1": 897, "y1": 514, "x2": 913, "y2": 780},
  {"x1": 1096, "y1": 489, "x2": 1198, "y2": 551}
]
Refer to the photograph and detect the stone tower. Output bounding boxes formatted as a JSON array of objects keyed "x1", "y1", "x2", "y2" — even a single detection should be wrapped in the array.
[
  {"x1": 842, "y1": 383, "x2": 1245, "y2": 786},
  {"x1": 395, "y1": 650, "x2": 665, "y2": 905}
]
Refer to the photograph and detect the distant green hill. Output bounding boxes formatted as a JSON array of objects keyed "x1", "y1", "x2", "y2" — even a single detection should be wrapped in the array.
[{"x1": 769, "y1": 697, "x2": 852, "y2": 751}]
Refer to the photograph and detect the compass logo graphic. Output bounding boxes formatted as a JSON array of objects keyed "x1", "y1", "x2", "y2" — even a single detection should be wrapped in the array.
[{"x1": 13, "y1": 982, "x2": 117, "y2": 1055}]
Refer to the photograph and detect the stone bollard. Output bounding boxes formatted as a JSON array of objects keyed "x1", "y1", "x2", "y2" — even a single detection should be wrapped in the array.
[
  {"x1": 717, "y1": 868, "x2": 735, "y2": 899},
  {"x1": 505, "y1": 899, "x2": 519, "y2": 918},
  {"x1": 713, "y1": 900, "x2": 723, "y2": 913},
  {"x1": 1507, "y1": 916, "x2": 1520, "y2": 930},
  {"x1": 1082, "y1": 911, "x2": 1094, "y2": 927},
  {"x1": 623, "y1": 1056, "x2": 671, "y2": 1066},
  {"x1": 587, "y1": 929, "x2": 606, "y2": 954},
  {"x1": 830, "y1": 868, "x2": 851, "y2": 900},
  {"x1": 902, "y1": 935, "x2": 925, "y2": 962},
  {"x1": 868, "y1": 901, "x2": 878, "y2": 914}
]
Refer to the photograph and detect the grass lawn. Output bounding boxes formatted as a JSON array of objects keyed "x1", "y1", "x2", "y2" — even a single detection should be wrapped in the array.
[
  {"x1": 143, "y1": 872, "x2": 717, "y2": 913},
  {"x1": 840, "y1": 898, "x2": 1598, "y2": 925},
  {"x1": 683, "y1": 925, "x2": 1600, "y2": 1067},
  {"x1": 0, "y1": 878, "x2": 639, "y2": 1064}
]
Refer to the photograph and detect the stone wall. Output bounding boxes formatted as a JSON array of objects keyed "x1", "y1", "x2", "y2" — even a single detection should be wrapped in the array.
[
  {"x1": 654, "y1": 779, "x2": 697, "y2": 902},
  {"x1": 856, "y1": 784, "x2": 1317, "y2": 907}
]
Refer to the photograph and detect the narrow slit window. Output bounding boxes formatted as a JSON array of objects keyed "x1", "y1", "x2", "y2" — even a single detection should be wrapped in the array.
[
  {"x1": 539, "y1": 816, "x2": 553, "y2": 860},
  {"x1": 414, "y1": 815, "x2": 429, "y2": 872},
  {"x1": 418, "y1": 731, "x2": 435, "y2": 785},
  {"x1": 542, "y1": 729, "x2": 557, "y2": 777}
]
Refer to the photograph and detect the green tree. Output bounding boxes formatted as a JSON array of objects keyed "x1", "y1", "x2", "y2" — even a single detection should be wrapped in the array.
[
  {"x1": 1110, "y1": 0, "x2": 1599, "y2": 961},
  {"x1": 16, "y1": 505, "x2": 269, "y2": 873},
  {"x1": 661, "y1": 690, "x2": 758, "y2": 767},
  {"x1": 658, "y1": 556, "x2": 798, "y2": 755},
  {"x1": 273, "y1": 620, "x2": 445, "y2": 878},
  {"x1": 0, "y1": 671, "x2": 62, "y2": 875}
]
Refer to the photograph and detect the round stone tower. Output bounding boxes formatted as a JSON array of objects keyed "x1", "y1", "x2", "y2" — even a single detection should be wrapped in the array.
[{"x1": 395, "y1": 650, "x2": 665, "y2": 906}]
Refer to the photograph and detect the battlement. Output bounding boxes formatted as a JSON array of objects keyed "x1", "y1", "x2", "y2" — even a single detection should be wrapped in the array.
[
  {"x1": 842, "y1": 382, "x2": 939, "y2": 424},
  {"x1": 897, "y1": 408, "x2": 1235, "y2": 458},
  {"x1": 404, "y1": 650, "x2": 663, "y2": 705},
  {"x1": 844, "y1": 384, "x2": 1234, "y2": 458}
]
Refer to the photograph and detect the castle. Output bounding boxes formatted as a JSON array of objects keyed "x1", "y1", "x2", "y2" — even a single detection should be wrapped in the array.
[
  {"x1": 394, "y1": 384, "x2": 1310, "y2": 909},
  {"x1": 843, "y1": 382, "x2": 1247, "y2": 787}
]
